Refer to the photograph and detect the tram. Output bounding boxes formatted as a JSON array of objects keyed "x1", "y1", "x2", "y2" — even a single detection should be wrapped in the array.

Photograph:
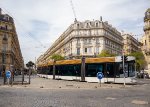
[{"x1": 37, "y1": 56, "x2": 136, "y2": 83}]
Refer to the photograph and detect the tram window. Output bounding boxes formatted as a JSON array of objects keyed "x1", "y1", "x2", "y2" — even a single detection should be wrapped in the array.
[
  {"x1": 106, "y1": 63, "x2": 114, "y2": 77},
  {"x1": 86, "y1": 64, "x2": 103, "y2": 77}
]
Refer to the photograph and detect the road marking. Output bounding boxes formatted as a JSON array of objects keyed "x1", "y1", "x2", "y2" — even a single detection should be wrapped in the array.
[
  {"x1": 106, "y1": 97, "x2": 116, "y2": 100},
  {"x1": 131, "y1": 100, "x2": 148, "y2": 105}
]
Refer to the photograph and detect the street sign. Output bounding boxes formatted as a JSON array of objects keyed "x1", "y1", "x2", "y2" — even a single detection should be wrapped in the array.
[
  {"x1": 97, "y1": 72, "x2": 103, "y2": 80},
  {"x1": 6, "y1": 71, "x2": 11, "y2": 79}
]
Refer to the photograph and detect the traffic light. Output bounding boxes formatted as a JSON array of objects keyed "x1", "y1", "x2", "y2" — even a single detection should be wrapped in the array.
[
  {"x1": 121, "y1": 56, "x2": 123, "y2": 61},
  {"x1": 124, "y1": 55, "x2": 128, "y2": 62},
  {"x1": 121, "y1": 55, "x2": 128, "y2": 62}
]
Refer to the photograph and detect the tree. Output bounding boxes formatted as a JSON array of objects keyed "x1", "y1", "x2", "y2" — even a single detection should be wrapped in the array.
[
  {"x1": 128, "y1": 52, "x2": 146, "y2": 71},
  {"x1": 26, "y1": 61, "x2": 35, "y2": 68},
  {"x1": 51, "y1": 54, "x2": 65, "y2": 61},
  {"x1": 26, "y1": 61, "x2": 35, "y2": 84},
  {"x1": 98, "y1": 50, "x2": 116, "y2": 57}
]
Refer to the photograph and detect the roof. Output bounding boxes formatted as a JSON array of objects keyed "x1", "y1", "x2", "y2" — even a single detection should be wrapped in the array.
[{"x1": 38, "y1": 57, "x2": 115, "y2": 67}]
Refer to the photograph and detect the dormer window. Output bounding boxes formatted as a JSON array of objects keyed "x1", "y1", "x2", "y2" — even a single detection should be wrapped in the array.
[
  {"x1": 96, "y1": 23, "x2": 98, "y2": 27},
  {"x1": 86, "y1": 23, "x2": 89, "y2": 28},
  {"x1": 146, "y1": 11, "x2": 150, "y2": 16},
  {"x1": 77, "y1": 23, "x2": 79, "y2": 28},
  {"x1": 5, "y1": 25, "x2": 8, "y2": 30},
  {"x1": 4, "y1": 16, "x2": 9, "y2": 21}
]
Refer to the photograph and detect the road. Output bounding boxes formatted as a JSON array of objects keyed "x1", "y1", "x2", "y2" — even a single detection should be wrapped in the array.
[{"x1": 0, "y1": 76, "x2": 149, "y2": 107}]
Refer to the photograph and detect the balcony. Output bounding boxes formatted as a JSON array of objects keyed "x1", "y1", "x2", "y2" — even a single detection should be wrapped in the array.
[
  {"x1": 0, "y1": 27, "x2": 14, "y2": 33},
  {"x1": 144, "y1": 25, "x2": 150, "y2": 31},
  {"x1": 83, "y1": 43, "x2": 92, "y2": 46},
  {"x1": 144, "y1": 15, "x2": 150, "y2": 21},
  {"x1": 76, "y1": 43, "x2": 81, "y2": 47},
  {"x1": 95, "y1": 42, "x2": 100, "y2": 45},
  {"x1": 0, "y1": 17, "x2": 14, "y2": 23},
  {"x1": 144, "y1": 49, "x2": 150, "y2": 55}
]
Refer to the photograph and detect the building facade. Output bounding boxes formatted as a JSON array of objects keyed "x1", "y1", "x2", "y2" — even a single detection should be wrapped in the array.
[
  {"x1": 0, "y1": 8, "x2": 24, "y2": 74},
  {"x1": 37, "y1": 19, "x2": 123, "y2": 64},
  {"x1": 122, "y1": 33, "x2": 141, "y2": 55},
  {"x1": 141, "y1": 8, "x2": 150, "y2": 72}
]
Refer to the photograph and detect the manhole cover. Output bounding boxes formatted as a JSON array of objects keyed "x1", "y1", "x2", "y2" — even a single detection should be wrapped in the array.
[
  {"x1": 106, "y1": 97, "x2": 116, "y2": 100},
  {"x1": 131, "y1": 100, "x2": 148, "y2": 105}
]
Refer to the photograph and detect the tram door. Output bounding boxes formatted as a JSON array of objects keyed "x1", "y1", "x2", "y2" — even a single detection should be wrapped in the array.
[{"x1": 106, "y1": 63, "x2": 114, "y2": 78}]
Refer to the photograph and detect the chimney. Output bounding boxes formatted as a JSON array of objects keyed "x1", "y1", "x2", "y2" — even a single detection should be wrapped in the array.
[
  {"x1": 100, "y1": 16, "x2": 102, "y2": 21},
  {"x1": 74, "y1": 18, "x2": 77, "y2": 23}
]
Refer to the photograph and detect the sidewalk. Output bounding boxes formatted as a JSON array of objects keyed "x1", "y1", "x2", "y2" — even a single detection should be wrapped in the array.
[
  {"x1": 0, "y1": 75, "x2": 29, "y2": 85},
  {"x1": 7, "y1": 76, "x2": 133, "y2": 89}
]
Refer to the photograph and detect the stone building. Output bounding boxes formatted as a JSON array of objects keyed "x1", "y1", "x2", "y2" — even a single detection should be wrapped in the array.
[
  {"x1": 141, "y1": 8, "x2": 150, "y2": 72},
  {"x1": 0, "y1": 8, "x2": 24, "y2": 74},
  {"x1": 37, "y1": 18, "x2": 123, "y2": 64},
  {"x1": 122, "y1": 33, "x2": 141, "y2": 55}
]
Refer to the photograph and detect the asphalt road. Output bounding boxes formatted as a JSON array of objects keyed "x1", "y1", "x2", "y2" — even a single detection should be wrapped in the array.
[{"x1": 0, "y1": 77, "x2": 150, "y2": 107}]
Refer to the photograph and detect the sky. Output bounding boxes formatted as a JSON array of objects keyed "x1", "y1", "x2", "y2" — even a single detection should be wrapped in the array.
[{"x1": 0, "y1": 0, "x2": 149, "y2": 64}]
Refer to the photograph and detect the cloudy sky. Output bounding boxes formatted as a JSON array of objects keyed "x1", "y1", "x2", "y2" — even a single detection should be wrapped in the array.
[{"x1": 0, "y1": 0, "x2": 149, "y2": 63}]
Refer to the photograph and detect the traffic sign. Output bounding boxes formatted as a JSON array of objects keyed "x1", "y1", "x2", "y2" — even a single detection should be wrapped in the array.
[
  {"x1": 6, "y1": 71, "x2": 11, "y2": 78},
  {"x1": 97, "y1": 72, "x2": 103, "y2": 80}
]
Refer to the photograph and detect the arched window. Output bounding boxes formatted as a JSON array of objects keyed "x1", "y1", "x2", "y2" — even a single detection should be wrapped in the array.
[{"x1": 3, "y1": 34, "x2": 8, "y2": 41}]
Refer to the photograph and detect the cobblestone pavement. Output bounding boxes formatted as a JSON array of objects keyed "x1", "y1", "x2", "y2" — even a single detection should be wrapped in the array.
[{"x1": 0, "y1": 76, "x2": 150, "y2": 107}]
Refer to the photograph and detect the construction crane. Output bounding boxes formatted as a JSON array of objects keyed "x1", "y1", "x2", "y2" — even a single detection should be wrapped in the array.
[{"x1": 70, "y1": 0, "x2": 77, "y2": 22}]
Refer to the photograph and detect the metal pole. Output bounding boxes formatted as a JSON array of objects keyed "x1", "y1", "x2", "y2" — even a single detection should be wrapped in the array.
[
  {"x1": 123, "y1": 53, "x2": 126, "y2": 87},
  {"x1": 53, "y1": 60, "x2": 55, "y2": 79},
  {"x1": 29, "y1": 67, "x2": 31, "y2": 84},
  {"x1": 10, "y1": 66, "x2": 13, "y2": 87},
  {"x1": 4, "y1": 70, "x2": 6, "y2": 85},
  {"x1": 3, "y1": 49, "x2": 6, "y2": 85},
  {"x1": 81, "y1": 56, "x2": 85, "y2": 81},
  {"x1": 35, "y1": 57, "x2": 37, "y2": 75},
  {"x1": 7, "y1": 78, "x2": 9, "y2": 85},
  {"x1": 134, "y1": 63, "x2": 136, "y2": 78},
  {"x1": 22, "y1": 68, "x2": 24, "y2": 85},
  {"x1": 99, "y1": 79, "x2": 101, "y2": 87},
  {"x1": 11, "y1": 73, "x2": 13, "y2": 87}
]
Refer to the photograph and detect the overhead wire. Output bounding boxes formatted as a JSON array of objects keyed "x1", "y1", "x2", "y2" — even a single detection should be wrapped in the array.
[{"x1": 0, "y1": 6, "x2": 47, "y2": 49}]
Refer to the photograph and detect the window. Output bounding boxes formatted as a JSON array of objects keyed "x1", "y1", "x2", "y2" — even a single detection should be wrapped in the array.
[
  {"x1": 2, "y1": 53, "x2": 6, "y2": 64},
  {"x1": 85, "y1": 48, "x2": 87, "y2": 53},
  {"x1": 77, "y1": 38, "x2": 80, "y2": 44},
  {"x1": 96, "y1": 38, "x2": 99, "y2": 43},
  {"x1": 5, "y1": 25, "x2": 8, "y2": 30},
  {"x1": 77, "y1": 48, "x2": 80, "y2": 55},
  {"x1": 88, "y1": 39, "x2": 91, "y2": 43},
  {"x1": 84, "y1": 39, "x2": 87, "y2": 44},
  {"x1": 2, "y1": 44, "x2": 7, "y2": 52},
  {"x1": 96, "y1": 47, "x2": 99, "y2": 54},
  {"x1": 3, "y1": 34, "x2": 8, "y2": 41},
  {"x1": 88, "y1": 47, "x2": 92, "y2": 53}
]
